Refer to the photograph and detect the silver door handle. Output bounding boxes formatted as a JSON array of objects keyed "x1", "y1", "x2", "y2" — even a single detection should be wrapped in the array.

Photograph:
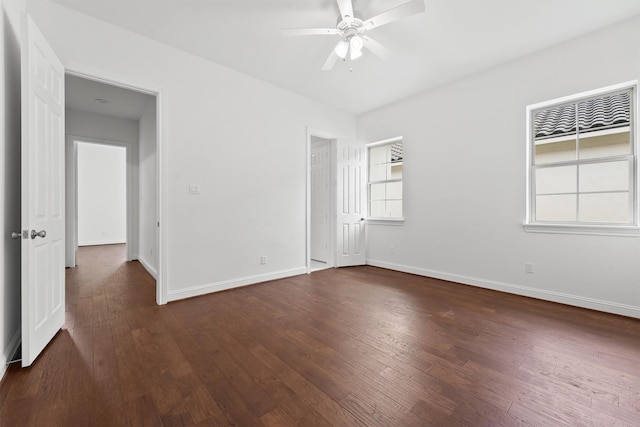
[
  {"x1": 31, "y1": 229, "x2": 46, "y2": 239},
  {"x1": 11, "y1": 231, "x2": 22, "y2": 239}
]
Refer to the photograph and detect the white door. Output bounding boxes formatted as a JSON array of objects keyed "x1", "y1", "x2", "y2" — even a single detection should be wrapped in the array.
[
  {"x1": 335, "y1": 140, "x2": 366, "y2": 267},
  {"x1": 310, "y1": 141, "x2": 330, "y2": 263},
  {"x1": 20, "y1": 15, "x2": 65, "y2": 367}
]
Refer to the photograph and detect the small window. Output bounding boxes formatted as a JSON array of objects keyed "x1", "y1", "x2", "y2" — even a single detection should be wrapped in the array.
[
  {"x1": 368, "y1": 137, "x2": 403, "y2": 220},
  {"x1": 526, "y1": 83, "x2": 638, "y2": 234}
]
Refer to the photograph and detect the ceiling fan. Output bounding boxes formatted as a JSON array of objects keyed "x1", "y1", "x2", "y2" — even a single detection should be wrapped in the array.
[{"x1": 281, "y1": 0, "x2": 425, "y2": 71}]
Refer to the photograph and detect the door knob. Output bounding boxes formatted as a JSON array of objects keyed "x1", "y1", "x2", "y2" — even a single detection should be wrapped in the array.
[
  {"x1": 11, "y1": 231, "x2": 22, "y2": 239},
  {"x1": 31, "y1": 229, "x2": 46, "y2": 239}
]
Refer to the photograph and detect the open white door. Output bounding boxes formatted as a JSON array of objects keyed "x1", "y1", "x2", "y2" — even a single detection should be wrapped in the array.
[
  {"x1": 335, "y1": 140, "x2": 366, "y2": 267},
  {"x1": 310, "y1": 140, "x2": 331, "y2": 263},
  {"x1": 20, "y1": 15, "x2": 65, "y2": 367}
]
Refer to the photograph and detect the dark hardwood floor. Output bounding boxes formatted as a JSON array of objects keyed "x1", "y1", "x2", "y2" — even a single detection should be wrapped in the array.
[{"x1": 1, "y1": 244, "x2": 639, "y2": 426}]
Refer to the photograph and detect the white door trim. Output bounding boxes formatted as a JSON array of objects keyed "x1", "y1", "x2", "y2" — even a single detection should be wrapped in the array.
[
  {"x1": 67, "y1": 136, "x2": 134, "y2": 264},
  {"x1": 64, "y1": 67, "x2": 167, "y2": 305},
  {"x1": 306, "y1": 128, "x2": 337, "y2": 273}
]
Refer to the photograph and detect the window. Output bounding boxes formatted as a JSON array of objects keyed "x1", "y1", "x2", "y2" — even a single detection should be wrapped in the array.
[
  {"x1": 525, "y1": 82, "x2": 639, "y2": 235},
  {"x1": 368, "y1": 137, "x2": 403, "y2": 220}
]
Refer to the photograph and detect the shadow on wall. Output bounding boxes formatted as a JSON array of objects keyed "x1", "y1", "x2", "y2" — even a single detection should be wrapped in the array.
[{"x1": 3, "y1": 9, "x2": 22, "y2": 363}]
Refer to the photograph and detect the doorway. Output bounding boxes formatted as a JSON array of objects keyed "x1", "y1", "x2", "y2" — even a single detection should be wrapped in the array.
[
  {"x1": 308, "y1": 133, "x2": 335, "y2": 272},
  {"x1": 64, "y1": 71, "x2": 163, "y2": 302},
  {"x1": 75, "y1": 140, "x2": 128, "y2": 249}
]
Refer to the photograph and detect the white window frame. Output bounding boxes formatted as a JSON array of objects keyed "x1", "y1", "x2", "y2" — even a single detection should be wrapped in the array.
[
  {"x1": 367, "y1": 136, "x2": 404, "y2": 225},
  {"x1": 524, "y1": 81, "x2": 640, "y2": 237}
]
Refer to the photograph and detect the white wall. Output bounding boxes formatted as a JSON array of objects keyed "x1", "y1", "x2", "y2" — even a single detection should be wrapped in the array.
[
  {"x1": 358, "y1": 17, "x2": 640, "y2": 318},
  {"x1": 1, "y1": 0, "x2": 24, "y2": 380},
  {"x1": 66, "y1": 108, "x2": 139, "y2": 143},
  {"x1": 138, "y1": 98, "x2": 157, "y2": 277},
  {"x1": 76, "y1": 142, "x2": 127, "y2": 246},
  {"x1": 29, "y1": 0, "x2": 357, "y2": 302}
]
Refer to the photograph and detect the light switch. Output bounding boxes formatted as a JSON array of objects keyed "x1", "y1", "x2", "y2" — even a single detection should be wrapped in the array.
[{"x1": 189, "y1": 184, "x2": 201, "y2": 195}]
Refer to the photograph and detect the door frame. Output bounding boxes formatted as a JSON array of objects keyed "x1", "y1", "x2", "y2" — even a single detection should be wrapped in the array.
[
  {"x1": 306, "y1": 128, "x2": 336, "y2": 273},
  {"x1": 67, "y1": 137, "x2": 134, "y2": 265},
  {"x1": 65, "y1": 68, "x2": 167, "y2": 305}
]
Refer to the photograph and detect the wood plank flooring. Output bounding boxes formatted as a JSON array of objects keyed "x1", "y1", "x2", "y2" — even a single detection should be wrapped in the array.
[{"x1": 1, "y1": 244, "x2": 639, "y2": 426}]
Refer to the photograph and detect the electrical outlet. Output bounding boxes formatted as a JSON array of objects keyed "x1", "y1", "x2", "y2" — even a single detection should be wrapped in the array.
[
  {"x1": 261, "y1": 256, "x2": 267, "y2": 265},
  {"x1": 390, "y1": 245, "x2": 395, "y2": 254},
  {"x1": 525, "y1": 263, "x2": 534, "y2": 274}
]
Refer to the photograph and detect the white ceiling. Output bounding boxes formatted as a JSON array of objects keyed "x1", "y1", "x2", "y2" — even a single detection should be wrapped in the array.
[{"x1": 54, "y1": 0, "x2": 640, "y2": 115}]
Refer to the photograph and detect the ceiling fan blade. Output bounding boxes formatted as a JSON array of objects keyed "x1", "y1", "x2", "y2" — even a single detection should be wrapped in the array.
[
  {"x1": 321, "y1": 46, "x2": 341, "y2": 71},
  {"x1": 364, "y1": 0, "x2": 425, "y2": 31},
  {"x1": 336, "y1": 0, "x2": 354, "y2": 20},
  {"x1": 281, "y1": 28, "x2": 341, "y2": 36},
  {"x1": 362, "y1": 36, "x2": 392, "y2": 61}
]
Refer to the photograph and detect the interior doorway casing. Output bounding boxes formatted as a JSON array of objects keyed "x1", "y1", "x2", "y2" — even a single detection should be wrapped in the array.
[
  {"x1": 306, "y1": 128, "x2": 336, "y2": 273},
  {"x1": 67, "y1": 137, "x2": 134, "y2": 266},
  {"x1": 64, "y1": 68, "x2": 167, "y2": 305}
]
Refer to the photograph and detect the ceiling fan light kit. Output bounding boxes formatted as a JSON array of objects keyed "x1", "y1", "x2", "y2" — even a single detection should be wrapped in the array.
[
  {"x1": 335, "y1": 40, "x2": 349, "y2": 58},
  {"x1": 350, "y1": 41, "x2": 363, "y2": 60},
  {"x1": 350, "y1": 34, "x2": 363, "y2": 50},
  {"x1": 282, "y1": 0, "x2": 426, "y2": 71}
]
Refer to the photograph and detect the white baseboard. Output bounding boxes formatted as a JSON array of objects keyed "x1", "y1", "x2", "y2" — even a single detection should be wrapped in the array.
[
  {"x1": 78, "y1": 239, "x2": 126, "y2": 246},
  {"x1": 138, "y1": 256, "x2": 157, "y2": 280},
  {"x1": 1, "y1": 329, "x2": 21, "y2": 382},
  {"x1": 366, "y1": 259, "x2": 640, "y2": 319},
  {"x1": 166, "y1": 267, "x2": 307, "y2": 302}
]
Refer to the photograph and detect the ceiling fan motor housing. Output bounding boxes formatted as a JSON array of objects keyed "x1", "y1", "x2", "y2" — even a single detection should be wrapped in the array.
[
  {"x1": 336, "y1": 12, "x2": 364, "y2": 32},
  {"x1": 337, "y1": 14, "x2": 365, "y2": 37}
]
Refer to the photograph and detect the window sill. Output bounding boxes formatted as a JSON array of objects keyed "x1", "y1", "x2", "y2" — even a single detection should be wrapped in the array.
[
  {"x1": 367, "y1": 218, "x2": 405, "y2": 226},
  {"x1": 523, "y1": 223, "x2": 640, "y2": 237}
]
